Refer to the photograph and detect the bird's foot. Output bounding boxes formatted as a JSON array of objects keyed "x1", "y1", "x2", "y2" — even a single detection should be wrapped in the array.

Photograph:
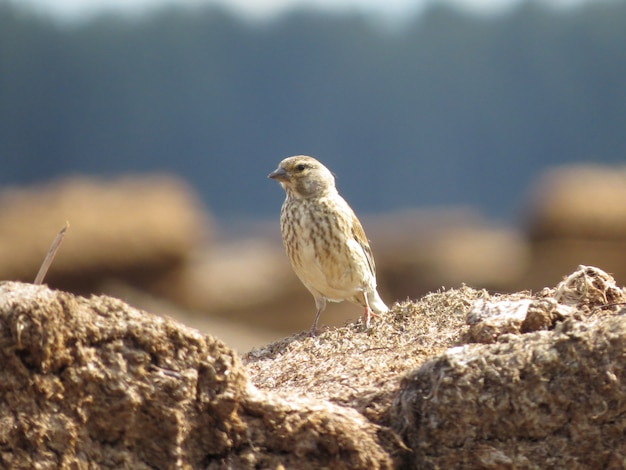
[{"x1": 362, "y1": 307, "x2": 377, "y2": 328}]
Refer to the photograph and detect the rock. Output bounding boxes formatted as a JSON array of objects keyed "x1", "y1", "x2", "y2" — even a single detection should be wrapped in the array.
[
  {"x1": 464, "y1": 265, "x2": 625, "y2": 344},
  {"x1": 525, "y1": 165, "x2": 626, "y2": 240},
  {"x1": 465, "y1": 297, "x2": 578, "y2": 343},
  {"x1": 553, "y1": 264, "x2": 626, "y2": 309},
  {"x1": 367, "y1": 209, "x2": 529, "y2": 298},
  {"x1": 522, "y1": 164, "x2": 626, "y2": 290},
  {"x1": 2, "y1": 264, "x2": 626, "y2": 468},
  {"x1": 0, "y1": 281, "x2": 392, "y2": 469},
  {"x1": 393, "y1": 311, "x2": 626, "y2": 469},
  {"x1": 466, "y1": 297, "x2": 533, "y2": 342},
  {"x1": 0, "y1": 175, "x2": 209, "y2": 297},
  {"x1": 520, "y1": 297, "x2": 576, "y2": 333},
  {"x1": 392, "y1": 266, "x2": 626, "y2": 469}
]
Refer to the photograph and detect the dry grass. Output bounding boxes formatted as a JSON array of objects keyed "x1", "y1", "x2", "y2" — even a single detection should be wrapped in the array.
[{"x1": 247, "y1": 285, "x2": 489, "y2": 422}]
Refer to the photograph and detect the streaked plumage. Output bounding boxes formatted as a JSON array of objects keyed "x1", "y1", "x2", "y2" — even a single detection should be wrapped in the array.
[{"x1": 268, "y1": 155, "x2": 388, "y2": 335}]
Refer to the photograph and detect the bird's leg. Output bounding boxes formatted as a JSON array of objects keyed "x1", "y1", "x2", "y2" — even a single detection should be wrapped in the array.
[
  {"x1": 310, "y1": 308, "x2": 322, "y2": 336},
  {"x1": 361, "y1": 291, "x2": 377, "y2": 328},
  {"x1": 310, "y1": 297, "x2": 326, "y2": 336}
]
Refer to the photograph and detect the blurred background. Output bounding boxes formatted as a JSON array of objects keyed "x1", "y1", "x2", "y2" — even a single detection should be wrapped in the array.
[{"x1": 1, "y1": 0, "x2": 626, "y2": 352}]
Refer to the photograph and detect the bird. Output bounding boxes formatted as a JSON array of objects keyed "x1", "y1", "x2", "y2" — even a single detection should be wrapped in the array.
[{"x1": 268, "y1": 155, "x2": 388, "y2": 335}]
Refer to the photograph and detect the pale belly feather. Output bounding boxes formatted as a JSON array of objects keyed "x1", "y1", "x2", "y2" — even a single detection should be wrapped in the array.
[{"x1": 291, "y1": 224, "x2": 373, "y2": 303}]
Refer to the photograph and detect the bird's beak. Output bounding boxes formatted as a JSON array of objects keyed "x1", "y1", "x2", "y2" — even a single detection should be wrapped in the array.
[{"x1": 268, "y1": 167, "x2": 289, "y2": 182}]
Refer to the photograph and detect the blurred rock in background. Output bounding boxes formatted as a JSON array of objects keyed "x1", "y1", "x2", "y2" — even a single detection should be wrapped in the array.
[
  {"x1": 521, "y1": 164, "x2": 626, "y2": 290},
  {"x1": 1, "y1": 164, "x2": 624, "y2": 352},
  {"x1": 366, "y1": 209, "x2": 529, "y2": 299},
  {"x1": 0, "y1": 174, "x2": 283, "y2": 350},
  {"x1": 0, "y1": 174, "x2": 208, "y2": 296}
]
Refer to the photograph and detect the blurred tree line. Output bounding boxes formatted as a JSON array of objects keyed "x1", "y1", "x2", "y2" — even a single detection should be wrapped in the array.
[{"x1": 1, "y1": 0, "x2": 625, "y2": 221}]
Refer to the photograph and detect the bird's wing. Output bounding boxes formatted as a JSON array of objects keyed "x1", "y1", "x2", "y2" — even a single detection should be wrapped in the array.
[{"x1": 351, "y1": 211, "x2": 376, "y2": 276}]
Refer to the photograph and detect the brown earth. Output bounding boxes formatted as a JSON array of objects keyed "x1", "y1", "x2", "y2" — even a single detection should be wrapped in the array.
[{"x1": 1, "y1": 265, "x2": 625, "y2": 468}]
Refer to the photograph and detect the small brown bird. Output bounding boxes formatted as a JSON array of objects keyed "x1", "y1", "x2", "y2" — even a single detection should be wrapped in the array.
[{"x1": 268, "y1": 155, "x2": 388, "y2": 335}]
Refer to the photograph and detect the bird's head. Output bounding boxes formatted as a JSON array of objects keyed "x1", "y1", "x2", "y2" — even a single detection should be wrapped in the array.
[{"x1": 268, "y1": 155, "x2": 336, "y2": 199}]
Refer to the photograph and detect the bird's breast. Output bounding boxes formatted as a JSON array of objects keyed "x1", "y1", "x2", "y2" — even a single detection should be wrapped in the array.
[{"x1": 279, "y1": 196, "x2": 374, "y2": 300}]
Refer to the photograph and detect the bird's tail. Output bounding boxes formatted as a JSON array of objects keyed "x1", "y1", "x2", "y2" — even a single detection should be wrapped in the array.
[{"x1": 367, "y1": 289, "x2": 389, "y2": 314}]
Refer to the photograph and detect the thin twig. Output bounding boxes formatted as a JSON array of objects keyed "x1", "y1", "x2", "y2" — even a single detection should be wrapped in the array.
[
  {"x1": 34, "y1": 222, "x2": 69, "y2": 285},
  {"x1": 600, "y1": 302, "x2": 626, "y2": 310}
]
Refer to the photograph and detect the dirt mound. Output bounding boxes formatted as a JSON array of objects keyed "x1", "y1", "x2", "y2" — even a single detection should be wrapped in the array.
[
  {"x1": 0, "y1": 281, "x2": 391, "y2": 469},
  {"x1": 1, "y1": 265, "x2": 625, "y2": 468},
  {"x1": 0, "y1": 175, "x2": 208, "y2": 295},
  {"x1": 525, "y1": 164, "x2": 626, "y2": 240},
  {"x1": 394, "y1": 268, "x2": 626, "y2": 468},
  {"x1": 522, "y1": 164, "x2": 626, "y2": 290}
]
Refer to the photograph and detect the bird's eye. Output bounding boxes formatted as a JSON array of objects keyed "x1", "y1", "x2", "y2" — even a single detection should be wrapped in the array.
[{"x1": 295, "y1": 164, "x2": 307, "y2": 172}]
